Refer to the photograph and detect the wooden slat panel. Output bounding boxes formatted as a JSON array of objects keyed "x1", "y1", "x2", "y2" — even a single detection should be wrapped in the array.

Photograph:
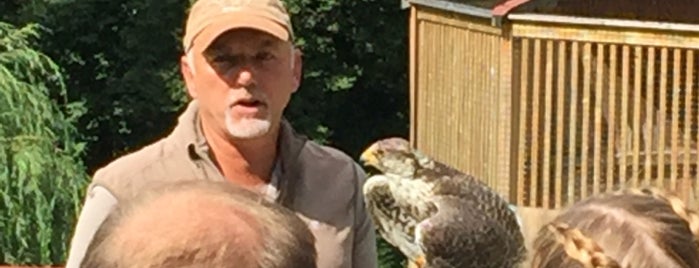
[
  {"x1": 487, "y1": 32, "x2": 503, "y2": 193},
  {"x1": 413, "y1": 11, "x2": 509, "y2": 198},
  {"x1": 683, "y1": 51, "x2": 694, "y2": 198},
  {"x1": 542, "y1": 40, "x2": 554, "y2": 207},
  {"x1": 644, "y1": 47, "x2": 655, "y2": 186},
  {"x1": 671, "y1": 49, "x2": 681, "y2": 191},
  {"x1": 477, "y1": 31, "x2": 487, "y2": 179},
  {"x1": 417, "y1": 8, "x2": 502, "y2": 35},
  {"x1": 554, "y1": 40, "x2": 567, "y2": 208},
  {"x1": 463, "y1": 24, "x2": 473, "y2": 175},
  {"x1": 695, "y1": 49, "x2": 699, "y2": 206},
  {"x1": 412, "y1": 9, "x2": 699, "y2": 211},
  {"x1": 409, "y1": 6, "x2": 418, "y2": 147},
  {"x1": 567, "y1": 41, "x2": 580, "y2": 206},
  {"x1": 593, "y1": 43, "x2": 604, "y2": 195},
  {"x1": 606, "y1": 45, "x2": 618, "y2": 191},
  {"x1": 658, "y1": 48, "x2": 669, "y2": 188},
  {"x1": 512, "y1": 22, "x2": 699, "y2": 50},
  {"x1": 529, "y1": 39, "x2": 542, "y2": 206},
  {"x1": 580, "y1": 42, "x2": 592, "y2": 199},
  {"x1": 632, "y1": 46, "x2": 642, "y2": 187},
  {"x1": 499, "y1": 27, "x2": 515, "y2": 202},
  {"x1": 445, "y1": 23, "x2": 454, "y2": 167},
  {"x1": 517, "y1": 38, "x2": 530, "y2": 206},
  {"x1": 620, "y1": 45, "x2": 630, "y2": 186},
  {"x1": 455, "y1": 23, "x2": 467, "y2": 183}
]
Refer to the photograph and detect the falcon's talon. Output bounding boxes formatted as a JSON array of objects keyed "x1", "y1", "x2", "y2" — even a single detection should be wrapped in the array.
[{"x1": 415, "y1": 255, "x2": 426, "y2": 268}]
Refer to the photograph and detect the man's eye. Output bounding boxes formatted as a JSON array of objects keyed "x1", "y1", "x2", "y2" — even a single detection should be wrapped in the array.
[
  {"x1": 213, "y1": 55, "x2": 236, "y2": 63},
  {"x1": 256, "y1": 52, "x2": 274, "y2": 61}
]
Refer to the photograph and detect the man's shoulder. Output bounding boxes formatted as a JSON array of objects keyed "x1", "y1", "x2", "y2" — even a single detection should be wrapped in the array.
[
  {"x1": 289, "y1": 138, "x2": 375, "y2": 245},
  {"x1": 299, "y1": 140, "x2": 359, "y2": 171},
  {"x1": 90, "y1": 137, "x2": 189, "y2": 199},
  {"x1": 293, "y1": 139, "x2": 368, "y2": 195}
]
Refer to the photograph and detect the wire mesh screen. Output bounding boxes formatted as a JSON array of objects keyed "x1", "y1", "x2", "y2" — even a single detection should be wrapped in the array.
[
  {"x1": 412, "y1": 7, "x2": 508, "y2": 195},
  {"x1": 512, "y1": 37, "x2": 699, "y2": 209}
]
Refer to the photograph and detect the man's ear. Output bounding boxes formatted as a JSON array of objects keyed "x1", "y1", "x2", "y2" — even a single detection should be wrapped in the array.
[
  {"x1": 180, "y1": 53, "x2": 198, "y2": 99},
  {"x1": 291, "y1": 48, "x2": 303, "y2": 92}
]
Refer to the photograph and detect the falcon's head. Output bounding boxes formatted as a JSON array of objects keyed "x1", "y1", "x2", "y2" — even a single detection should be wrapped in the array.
[
  {"x1": 358, "y1": 137, "x2": 438, "y2": 267},
  {"x1": 359, "y1": 137, "x2": 434, "y2": 178}
]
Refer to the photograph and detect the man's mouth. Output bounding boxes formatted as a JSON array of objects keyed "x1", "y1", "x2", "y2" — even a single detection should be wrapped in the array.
[{"x1": 235, "y1": 99, "x2": 265, "y2": 107}]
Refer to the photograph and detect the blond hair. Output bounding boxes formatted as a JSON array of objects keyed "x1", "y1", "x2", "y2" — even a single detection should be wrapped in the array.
[
  {"x1": 80, "y1": 180, "x2": 317, "y2": 268},
  {"x1": 531, "y1": 187, "x2": 699, "y2": 268}
]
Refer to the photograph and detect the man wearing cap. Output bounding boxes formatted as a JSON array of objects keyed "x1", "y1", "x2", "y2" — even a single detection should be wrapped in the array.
[{"x1": 64, "y1": 0, "x2": 378, "y2": 267}]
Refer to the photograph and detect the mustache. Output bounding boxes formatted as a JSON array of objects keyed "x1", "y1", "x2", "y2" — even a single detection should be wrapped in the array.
[{"x1": 230, "y1": 88, "x2": 269, "y2": 105}]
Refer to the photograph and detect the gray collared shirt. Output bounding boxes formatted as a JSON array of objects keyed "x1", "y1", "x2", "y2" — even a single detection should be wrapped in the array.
[{"x1": 65, "y1": 100, "x2": 379, "y2": 268}]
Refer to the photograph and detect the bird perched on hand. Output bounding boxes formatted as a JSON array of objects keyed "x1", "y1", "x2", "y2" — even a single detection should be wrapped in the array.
[{"x1": 359, "y1": 137, "x2": 526, "y2": 268}]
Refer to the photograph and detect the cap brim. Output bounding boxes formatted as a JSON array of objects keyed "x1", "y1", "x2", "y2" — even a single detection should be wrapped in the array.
[{"x1": 189, "y1": 13, "x2": 289, "y2": 53}]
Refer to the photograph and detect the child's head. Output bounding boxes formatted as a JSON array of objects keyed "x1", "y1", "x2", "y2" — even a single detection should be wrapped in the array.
[{"x1": 531, "y1": 187, "x2": 699, "y2": 268}]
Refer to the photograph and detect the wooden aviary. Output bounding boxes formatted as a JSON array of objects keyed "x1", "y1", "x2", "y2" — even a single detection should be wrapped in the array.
[{"x1": 404, "y1": 0, "x2": 699, "y2": 252}]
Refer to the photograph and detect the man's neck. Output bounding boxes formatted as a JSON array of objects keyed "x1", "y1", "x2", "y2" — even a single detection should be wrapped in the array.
[{"x1": 200, "y1": 119, "x2": 279, "y2": 189}]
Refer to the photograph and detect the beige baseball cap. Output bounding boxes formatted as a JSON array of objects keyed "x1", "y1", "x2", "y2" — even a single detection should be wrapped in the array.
[{"x1": 182, "y1": 0, "x2": 294, "y2": 53}]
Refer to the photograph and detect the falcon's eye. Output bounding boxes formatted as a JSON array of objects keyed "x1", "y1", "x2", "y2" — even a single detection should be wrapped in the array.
[{"x1": 375, "y1": 150, "x2": 385, "y2": 157}]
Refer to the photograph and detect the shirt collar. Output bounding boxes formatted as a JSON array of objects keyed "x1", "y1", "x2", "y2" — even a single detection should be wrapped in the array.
[{"x1": 171, "y1": 100, "x2": 307, "y2": 203}]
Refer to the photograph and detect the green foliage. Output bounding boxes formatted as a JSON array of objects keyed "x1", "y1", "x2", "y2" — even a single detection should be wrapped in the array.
[
  {"x1": 0, "y1": 21, "x2": 89, "y2": 265},
  {"x1": 21, "y1": 0, "x2": 192, "y2": 172},
  {"x1": 378, "y1": 236, "x2": 408, "y2": 268},
  {"x1": 283, "y1": 0, "x2": 410, "y2": 157}
]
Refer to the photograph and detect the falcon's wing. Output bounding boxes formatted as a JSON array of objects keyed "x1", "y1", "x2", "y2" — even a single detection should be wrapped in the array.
[
  {"x1": 426, "y1": 166, "x2": 526, "y2": 250},
  {"x1": 416, "y1": 196, "x2": 526, "y2": 268},
  {"x1": 362, "y1": 174, "x2": 427, "y2": 261}
]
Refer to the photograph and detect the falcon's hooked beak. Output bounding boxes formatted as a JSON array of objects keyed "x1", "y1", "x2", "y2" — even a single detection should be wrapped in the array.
[{"x1": 359, "y1": 143, "x2": 380, "y2": 169}]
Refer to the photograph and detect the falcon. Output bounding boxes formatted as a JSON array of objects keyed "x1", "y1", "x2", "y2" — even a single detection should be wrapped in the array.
[{"x1": 359, "y1": 137, "x2": 526, "y2": 268}]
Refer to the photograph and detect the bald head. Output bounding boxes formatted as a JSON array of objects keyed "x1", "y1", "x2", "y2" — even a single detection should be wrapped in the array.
[
  {"x1": 80, "y1": 180, "x2": 317, "y2": 268},
  {"x1": 107, "y1": 188, "x2": 262, "y2": 266}
]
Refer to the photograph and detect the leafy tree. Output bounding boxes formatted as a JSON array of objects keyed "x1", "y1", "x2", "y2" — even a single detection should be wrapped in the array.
[
  {"x1": 0, "y1": 21, "x2": 89, "y2": 265},
  {"x1": 284, "y1": 0, "x2": 410, "y2": 158},
  {"x1": 21, "y1": 0, "x2": 192, "y2": 172}
]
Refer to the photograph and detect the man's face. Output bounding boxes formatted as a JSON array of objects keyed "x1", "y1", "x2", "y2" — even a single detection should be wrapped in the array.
[{"x1": 181, "y1": 28, "x2": 302, "y2": 140}]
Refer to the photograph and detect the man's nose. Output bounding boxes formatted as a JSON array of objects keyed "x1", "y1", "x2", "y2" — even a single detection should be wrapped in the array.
[{"x1": 235, "y1": 68, "x2": 254, "y2": 86}]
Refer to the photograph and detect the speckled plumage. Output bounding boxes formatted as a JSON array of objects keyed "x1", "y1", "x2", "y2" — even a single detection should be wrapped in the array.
[{"x1": 360, "y1": 137, "x2": 527, "y2": 268}]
